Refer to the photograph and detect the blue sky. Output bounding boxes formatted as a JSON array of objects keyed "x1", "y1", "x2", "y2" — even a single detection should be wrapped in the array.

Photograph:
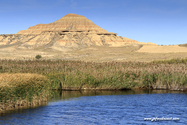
[{"x1": 0, "y1": 0, "x2": 187, "y2": 45}]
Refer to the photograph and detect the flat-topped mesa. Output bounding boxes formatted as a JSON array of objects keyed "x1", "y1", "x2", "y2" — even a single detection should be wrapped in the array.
[{"x1": 17, "y1": 13, "x2": 109, "y2": 35}]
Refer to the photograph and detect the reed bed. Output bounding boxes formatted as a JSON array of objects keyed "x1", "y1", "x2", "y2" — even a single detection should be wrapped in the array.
[
  {"x1": 0, "y1": 73, "x2": 52, "y2": 113},
  {"x1": 0, "y1": 59, "x2": 187, "y2": 90}
]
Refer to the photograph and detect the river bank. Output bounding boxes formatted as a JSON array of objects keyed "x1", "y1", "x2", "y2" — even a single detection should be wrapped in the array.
[{"x1": 0, "y1": 59, "x2": 187, "y2": 112}]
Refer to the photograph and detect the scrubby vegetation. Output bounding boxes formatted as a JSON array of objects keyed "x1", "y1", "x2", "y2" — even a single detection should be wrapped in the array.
[
  {"x1": 179, "y1": 43, "x2": 187, "y2": 47},
  {"x1": 0, "y1": 59, "x2": 187, "y2": 112},
  {"x1": 151, "y1": 58, "x2": 187, "y2": 64}
]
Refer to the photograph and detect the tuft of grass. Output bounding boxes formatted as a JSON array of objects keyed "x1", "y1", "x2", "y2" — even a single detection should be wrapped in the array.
[{"x1": 0, "y1": 73, "x2": 52, "y2": 112}]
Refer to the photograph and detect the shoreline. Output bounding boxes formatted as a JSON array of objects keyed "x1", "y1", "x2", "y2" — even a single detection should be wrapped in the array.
[
  {"x1": 59, "y1": 85, "x2": 187, "y2": 91},
  {"x1": 1, "y1": 87, "x2": 186, "y2": 114},
  {"x1": 0, "y1": 86, "x2": 186, "y2": 114}
]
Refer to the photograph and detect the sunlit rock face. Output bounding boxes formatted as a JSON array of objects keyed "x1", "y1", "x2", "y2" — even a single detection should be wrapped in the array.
[{"x1": 0, "y1": 13, "x2": 138, "y2": 50}]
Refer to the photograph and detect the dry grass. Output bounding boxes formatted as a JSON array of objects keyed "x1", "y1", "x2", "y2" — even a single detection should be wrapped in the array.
[
  {"x1": 0, "y1": 73, "x2": 47, "y2": 87},
  {"x1": 1, "y1": 45, "x2": 187, "y2": 62}
]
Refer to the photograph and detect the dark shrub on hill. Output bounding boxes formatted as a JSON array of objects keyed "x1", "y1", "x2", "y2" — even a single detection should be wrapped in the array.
[{"x1": 35, "y1": 55, "x2": 42, "y2": 59}]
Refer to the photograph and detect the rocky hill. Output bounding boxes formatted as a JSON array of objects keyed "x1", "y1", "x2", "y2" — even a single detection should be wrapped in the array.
[{"x1": 0, "y1": 13, "x2": 139, "y2": 50}]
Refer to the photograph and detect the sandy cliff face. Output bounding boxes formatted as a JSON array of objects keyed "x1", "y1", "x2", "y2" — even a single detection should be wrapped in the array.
[{"x1": 0, "y1": 13, "x2": 139, "y2": 50}]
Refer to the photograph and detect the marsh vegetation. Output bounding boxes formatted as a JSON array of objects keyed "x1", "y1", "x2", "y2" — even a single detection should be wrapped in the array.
[{"x1": 0, "y1": 58, "x2": 187, "y2": 112}]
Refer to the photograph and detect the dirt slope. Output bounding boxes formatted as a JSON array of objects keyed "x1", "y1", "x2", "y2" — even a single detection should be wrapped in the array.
[{"x1": 136, "y1": 45, "x2": 187, "y2": 53}]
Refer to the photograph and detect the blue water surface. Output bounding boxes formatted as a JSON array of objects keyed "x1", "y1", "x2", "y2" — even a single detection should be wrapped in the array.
[{"x1": 0, "y1": 90, "x2": 186, "y2": 125}]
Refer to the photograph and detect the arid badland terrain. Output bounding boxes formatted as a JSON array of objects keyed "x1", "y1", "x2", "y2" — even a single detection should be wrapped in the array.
[{"x1": 0, "y1": 13, "x2": 187, "y2": 62}]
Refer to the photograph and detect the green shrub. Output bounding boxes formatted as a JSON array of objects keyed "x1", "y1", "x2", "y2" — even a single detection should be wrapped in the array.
[{"x1": 35, "y1": 55, "x2": 42, "y2": 59}]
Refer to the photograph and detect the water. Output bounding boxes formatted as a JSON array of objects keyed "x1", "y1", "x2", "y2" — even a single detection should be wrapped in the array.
[{"x1": 0, "y1": 90, "x2": 187, "y2": 124}]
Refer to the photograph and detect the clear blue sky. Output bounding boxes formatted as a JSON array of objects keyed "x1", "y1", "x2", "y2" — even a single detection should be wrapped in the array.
[{"x1": 0, "y1": 0, "x2": 187, "y2": 45}]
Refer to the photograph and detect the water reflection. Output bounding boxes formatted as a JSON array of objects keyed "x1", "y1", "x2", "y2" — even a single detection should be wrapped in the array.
[{"x1": 52, "y1": 89, "x2": 185, "y2": 102}]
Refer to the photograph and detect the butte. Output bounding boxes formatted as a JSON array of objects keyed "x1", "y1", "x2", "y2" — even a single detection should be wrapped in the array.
[{"x1": 0, "y1": 13, "x2": 139, "y2": 51}]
